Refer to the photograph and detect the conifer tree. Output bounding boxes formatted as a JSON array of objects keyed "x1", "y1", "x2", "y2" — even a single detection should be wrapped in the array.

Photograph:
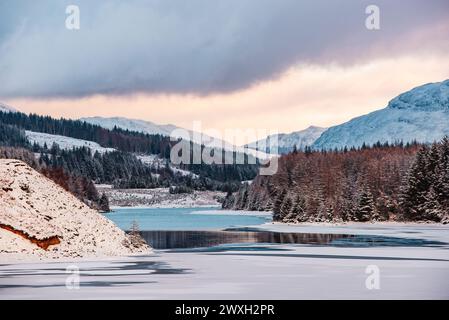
[
  {"x1": 400, "y1": 147, "x2": 430, "y2": 220},
  {"x1": 99, "y1": 193, "x2": 110, "y2": 212},
  {"x1": 279, "y1": 196, "x2": 292, "y2": 221},
  {"x1": 434, "y1": 138, "x2": 449, "y2": 209},
  {"x1": 289, "y1": 194, "x2": 307, "y2": 222},
  {"x1": 421, "y1": 187, "x2": 443, "y2": 222},
  {"x1": 127, "y1": 220, "x2": 147, "y2": 249},
  {"x1": 355, "y1": 188, "x2": 375, "y2": 222},
  {"x1": 273, "y1": 189, "x2": 287, "y2": 220}
]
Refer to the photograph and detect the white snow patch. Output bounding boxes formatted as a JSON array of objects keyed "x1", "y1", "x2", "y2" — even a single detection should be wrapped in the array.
[
  {"x1": 135, "y1": 154, "x2": 199, "y2": 178},
  {"x1": 25, "y1": 131, "x2": 115, "y2": 154}
]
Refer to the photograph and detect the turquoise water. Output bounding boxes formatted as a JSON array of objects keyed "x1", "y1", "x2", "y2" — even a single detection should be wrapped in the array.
[
  {"x1": 106, "y1": 207, "x2": 271, "y2": 231},
  {"x1": 105, "y1": 207, "x2": 445, "y2": 250}
]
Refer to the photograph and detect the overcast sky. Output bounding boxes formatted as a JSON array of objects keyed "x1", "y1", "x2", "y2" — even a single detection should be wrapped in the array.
[{"x1": 1, "y1": 0, "x2": 449, "y2": 136}]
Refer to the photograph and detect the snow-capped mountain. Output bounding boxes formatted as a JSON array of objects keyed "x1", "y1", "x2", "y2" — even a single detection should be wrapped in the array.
[
  {"x1": 246, "y1": 126, "x2": 326, "y2": 154},
  {"x1": 313, "y1": 79, "x2": 449, "y2": 150},
  {"x1": 0, "y1": 102, "x2": 17, "y2": 113}
]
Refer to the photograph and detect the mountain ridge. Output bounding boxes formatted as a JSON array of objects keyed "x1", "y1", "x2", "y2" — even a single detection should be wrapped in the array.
[
  {"x1": 246, "y1": 125, "x2": 326, "y2": 154},
  {"x1": 312, "y1": 79, "x2": 449, "y2": 150},
  {"x1": 81, "y1": 116, "x2": 272, "y2": 159}
]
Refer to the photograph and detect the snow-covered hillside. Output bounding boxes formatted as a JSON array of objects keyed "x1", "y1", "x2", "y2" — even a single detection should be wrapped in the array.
[
  {"x1": 25, "y1": 131, "x2": 116, "y2": 154},
  {"x1": 81, "y1": 116, "x2": 223, "y2": 145},
  {"x1": 313, "y1": 79, "x2": 449, "y2": 150},
  {"x1": 0, "y1": 102, "x2": 17, "y2": 113},
  {"x1": 247, "y1": 126, "x2": 326, "y2": 154},
  {"x1": 81, "y1": 116, "x2": 272, "y2": 159},
  {"x1": 0, "y1": 159, "x2": 150, "y2": 260}
]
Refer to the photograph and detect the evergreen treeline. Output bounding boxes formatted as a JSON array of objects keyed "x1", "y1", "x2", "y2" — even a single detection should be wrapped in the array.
[
  {"x1": 37, "y1": 144, "x2": 161, "y2": 188},
  {"x1": 0, "y1": 147, "x2": 110, "y2": 212},
  {"x1": 401, "y1": 138, "x2": 449, "y2": 222},
  {"x1": 0, "y1": 111, "x2": 259, "y2": 186},
  {"x1": 34, "y1": 144, "x2": 245, "y2": 192},
  {"x1": 0, "y1": 123, "x2": 30, "y2": 148},
  {"x1": 177, "y1": 141, "x2": 259, "y2": 182},
  {"x1": 0, "y1": 111, "x2": 171, "y2": 156},
  {"x1": 0, "y1": 111, "x2": 258, "y2": 211},
  {"x1": 224, "y1": 139, "x2": 449, "y2": 223},
  {"x1": 185, "y1": 162, "x2": 258, "y2": 183}
]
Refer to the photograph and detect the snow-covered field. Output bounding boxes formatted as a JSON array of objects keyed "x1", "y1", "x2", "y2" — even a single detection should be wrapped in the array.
[
  {"x1": 99, "y1": 187, "x2": 224, "y2": 208},
  {"x1": 1, "y1": 223, "x2": 448, "y2": 299},
  {"x1": 25, "y1": 131, "x2": 115, "y2": 154},
  {"x1": 135, "y1": 154, "x2": 199, "y2": 178}
]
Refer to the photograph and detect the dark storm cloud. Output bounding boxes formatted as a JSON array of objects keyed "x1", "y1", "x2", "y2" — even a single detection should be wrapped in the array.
[{"x1": 0, "y1": 0, "x2": 448, "y2": 98}]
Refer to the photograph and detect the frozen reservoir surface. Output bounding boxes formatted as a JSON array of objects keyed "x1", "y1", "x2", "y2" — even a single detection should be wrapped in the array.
[{"x1": 1, "y1": 208, "x2": 448, "y2": 299}]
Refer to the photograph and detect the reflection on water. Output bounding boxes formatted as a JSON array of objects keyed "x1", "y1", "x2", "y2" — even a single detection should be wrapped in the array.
[
  {"x1": 139, "y1": 230, "x2": 350, "y2": 249},
  {"x1": 138, "y1": 230, "x2": 448, "y2": 250}
]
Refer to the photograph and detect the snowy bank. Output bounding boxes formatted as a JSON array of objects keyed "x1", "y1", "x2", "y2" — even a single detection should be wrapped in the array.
[{"x1": 0, "y1": 159, "x2": 150, "y2": 262}]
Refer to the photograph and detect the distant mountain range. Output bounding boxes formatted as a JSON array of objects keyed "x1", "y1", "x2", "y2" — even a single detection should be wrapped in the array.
[
  {"x1": 80, "y1": 116, "x2": 272, "y2": 159},
  {"x1": 3, "y1": 79, "x2": 449, "y2": 153},
  {"x1": 82, "y1": 116, "x2": 326, "y2": 156},
  {"x1": 80, "y1": 116, "x2": 179, "y2": 137},
  {"x1": 313, "y1": 79, "x2": 449, "y2": 150},
  {"x1": 246, "y1": 79, "x2": 449, "y2": 152},
  {"x1": 246, "y1": 126, "x2": 326, "y2": 154}
]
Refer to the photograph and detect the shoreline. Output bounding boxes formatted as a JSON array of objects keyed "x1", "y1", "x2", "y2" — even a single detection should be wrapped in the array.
[
  {"x1": 187, "y1": 209, "x2": 272, "y2": 217},
  {"x1": 0, "y1": 251, "x2": 152, "y2": 265},
  {"x1": 3, "y1": 218, "x2": 448, "y2": 264},
  {"x1": 259, "y1": 220, "x2": 448, "y2": 228},
  {"x1": 243, "y1": 221, "x2": 449, "y2": 243}
]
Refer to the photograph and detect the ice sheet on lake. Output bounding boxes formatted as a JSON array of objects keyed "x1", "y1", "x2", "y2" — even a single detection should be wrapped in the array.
[{"x1": 1, "y1": 224, "x2": 448, "y2": 299}]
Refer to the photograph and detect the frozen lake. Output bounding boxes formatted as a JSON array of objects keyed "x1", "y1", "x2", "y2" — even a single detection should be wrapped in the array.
[
  {"x1": 106, "y1": 208, "x2": 447, "y2": 251},
  {"x1": 1, "y1": 209, "x2": 449, "y2": 299}
]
